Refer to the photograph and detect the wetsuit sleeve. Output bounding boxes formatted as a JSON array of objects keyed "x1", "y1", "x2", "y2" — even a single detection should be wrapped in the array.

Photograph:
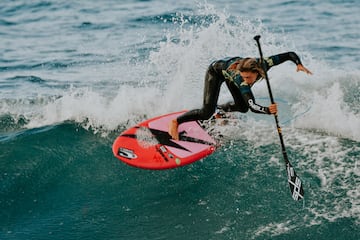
[
  {"x1": 263, "y1": 52, "x2": 302, "y2": 71},
  {"x1": 240, "y1": 84, "x2": 270, "y2": 114}
]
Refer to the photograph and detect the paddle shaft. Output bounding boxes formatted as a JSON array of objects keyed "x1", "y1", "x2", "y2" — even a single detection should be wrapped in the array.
[
  {"x1": 253, "y1": 35, "x2": 289, "y2": 162},
  {"x1": 253, "y1": 35, "x2": 304, "y2": 200}
]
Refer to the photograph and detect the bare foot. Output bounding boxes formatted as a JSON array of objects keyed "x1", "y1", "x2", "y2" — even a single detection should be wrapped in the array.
[{"x1": 168, "y1": 119, "x2": 179, "y2": 140}]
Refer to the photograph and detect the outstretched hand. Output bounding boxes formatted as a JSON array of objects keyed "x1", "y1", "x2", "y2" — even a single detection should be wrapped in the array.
[{"x1": 297, "y1": 64, "x2": 313, "y2": 75}]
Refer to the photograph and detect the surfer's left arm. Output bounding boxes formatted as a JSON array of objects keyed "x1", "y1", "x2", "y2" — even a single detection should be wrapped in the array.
[
  {"x1": 240, "y1": 84, "x2": 277, "y2": 115},
  {"x1": 264, "y1": 52, "x2": 313, "y2": 75}
]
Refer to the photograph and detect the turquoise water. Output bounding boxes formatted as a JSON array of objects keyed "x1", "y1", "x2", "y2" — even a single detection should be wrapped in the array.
[{"x1": 1, "y1": 0, "x2": 359, "y2": 239}]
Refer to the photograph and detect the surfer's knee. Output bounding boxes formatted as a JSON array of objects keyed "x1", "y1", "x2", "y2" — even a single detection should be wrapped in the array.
[
  {"x1": 233, "y1": 102, "x2": 249, "y2": 113},
  {"x1": 201, "y1": 107, "x2": 216, "y2": 119},
  {"x1": 239, "y1": 107, "x2": 249, "y2": 113},
  {"x1": 220, "y1": 102, "x2": 249, "y2": 113}
]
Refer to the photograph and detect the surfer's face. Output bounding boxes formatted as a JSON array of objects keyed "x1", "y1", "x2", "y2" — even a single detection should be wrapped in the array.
[{"x1": 240, "y1": 71, "x2": 259, "y2": 85}]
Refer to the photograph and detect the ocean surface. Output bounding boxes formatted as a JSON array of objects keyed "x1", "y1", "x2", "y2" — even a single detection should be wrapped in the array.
[{"x1": 1, "y1": 0, "x2": 359, "y2": 239}]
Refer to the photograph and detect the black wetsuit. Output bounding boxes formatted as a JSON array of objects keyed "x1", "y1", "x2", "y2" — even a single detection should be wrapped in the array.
[{"x1": 177, "y1": 52, "x2": 302, "y2": 124}]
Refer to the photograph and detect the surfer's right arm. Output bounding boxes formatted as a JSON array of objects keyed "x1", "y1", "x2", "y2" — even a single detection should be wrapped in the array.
[{"x1": 240, "y1": 83, "x2": 278, "y2": 115}]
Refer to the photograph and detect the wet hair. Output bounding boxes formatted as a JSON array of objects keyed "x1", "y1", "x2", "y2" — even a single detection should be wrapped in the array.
[{"x1": 236, "y1": 58, "x2": 265, "y2": 80}]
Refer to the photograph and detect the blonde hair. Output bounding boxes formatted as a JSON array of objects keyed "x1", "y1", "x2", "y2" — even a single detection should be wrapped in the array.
[{"x1": 236, "y1": 58, "x2": 265, "y2": 80}]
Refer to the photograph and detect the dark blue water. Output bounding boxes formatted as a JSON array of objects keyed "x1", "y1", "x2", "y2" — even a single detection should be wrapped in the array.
[{"x1": 1, "y1": 0, "x2": 359, "y2": 239}]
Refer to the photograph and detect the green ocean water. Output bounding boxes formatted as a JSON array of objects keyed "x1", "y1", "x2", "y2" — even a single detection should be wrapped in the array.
[{"x1": 1, "y1": 122, "x2": 359, "y2": 239}]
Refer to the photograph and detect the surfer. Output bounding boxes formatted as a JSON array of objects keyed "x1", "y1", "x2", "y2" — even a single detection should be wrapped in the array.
[{"x1": 169, "y1": 52, "x2": 312, "y2": 140}]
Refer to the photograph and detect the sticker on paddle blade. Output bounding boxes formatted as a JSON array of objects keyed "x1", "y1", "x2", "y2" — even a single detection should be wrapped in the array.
[{"x1": 287, "y1": 163, "x2": 304, "y2": 201}]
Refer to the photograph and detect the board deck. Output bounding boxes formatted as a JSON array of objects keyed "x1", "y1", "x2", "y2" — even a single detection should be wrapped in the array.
[{"x1": 112, "y1": 111, "x2": 217, "y2": 170}]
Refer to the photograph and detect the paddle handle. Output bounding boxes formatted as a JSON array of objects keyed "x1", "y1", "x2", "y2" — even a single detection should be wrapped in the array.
[{"x1": 253, "y1": 35, "x2": 275, "y2": 105}]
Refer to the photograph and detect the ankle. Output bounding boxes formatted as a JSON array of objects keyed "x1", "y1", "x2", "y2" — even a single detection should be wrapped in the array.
[{"x1": 172, "y1": 119, "x2": 178, "y2": 126}]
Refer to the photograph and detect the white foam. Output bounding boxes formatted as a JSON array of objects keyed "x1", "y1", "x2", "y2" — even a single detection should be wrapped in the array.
[
  {"x1": 285, "y1": 129, "x2": 360, "y2": 225},
  {"x1": 21, "y1": 85, "x2": 163, "y2": 131},
  {"x1": 294, "y1": 80, "x2": 360, "y2": 141},
  {"x1": 253, "y1": 220, "x2": 295, "y2": 238}
]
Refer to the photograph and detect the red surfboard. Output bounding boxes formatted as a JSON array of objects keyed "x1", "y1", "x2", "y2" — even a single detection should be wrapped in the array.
[{"x1": 112, "y1": 111, "x2": 217, "y2": 170}]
